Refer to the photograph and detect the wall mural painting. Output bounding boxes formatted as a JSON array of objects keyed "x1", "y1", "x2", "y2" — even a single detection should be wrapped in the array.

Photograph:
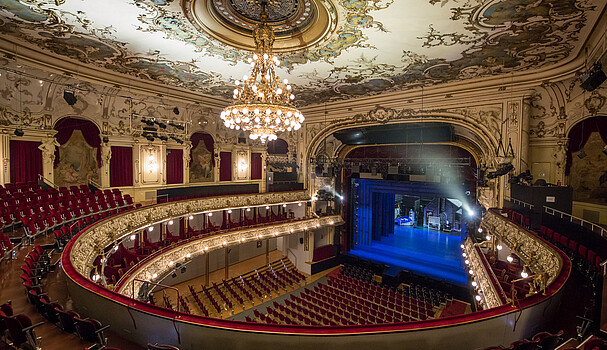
[
  {"x1": 54, "y1": 129, "x2": 100, "y2": 187},
  {"x1": 570, "y1": 132, "x2": 607, "y2": 204},
  {"x1": 189, "y1": 142, "x2": 214, "y2": 183}
]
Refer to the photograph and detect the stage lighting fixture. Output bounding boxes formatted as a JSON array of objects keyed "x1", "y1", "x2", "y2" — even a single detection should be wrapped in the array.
[
  {"x1": 467, "y1": 209, "x2": 476, "y2": 217},
  {"x1": 487, "y1": 162, "x2": 514, "y2": 179},
  {"x1": 13, "y1": 128, "x2": 24, "y2": 137},
  {"x1": 577, "y1": 149, "x2": 587, "y2": 159},
  {"x1": 173, "y1": 107, "x2": 179, "y2": 115},
  {"x1": 580, "y1": 62, "x2": 607, "y2": 91},
  {"x1": 156, "y1": 121, "x2": 167, "y2": 129},
  {"x1": 171, "y1": 272, "x2": 177, "y2": 278},
  {"x1": 63, "y1": 91, "x2": 77, "y2": 106},
  {"x1": 181, "y1": 266, "x2": 187, "y2": 274},
  {"x1": 159, "y1": 135, "x2": 168, "y2": 141}
]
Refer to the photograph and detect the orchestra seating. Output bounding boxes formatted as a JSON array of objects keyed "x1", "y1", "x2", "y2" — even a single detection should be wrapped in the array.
[
  {"x1": 248, "y1": 263, "x2": 447, "y2": 326},
  {"x1": 183, "y1": 259, "x2": 305, "y2": 318}
]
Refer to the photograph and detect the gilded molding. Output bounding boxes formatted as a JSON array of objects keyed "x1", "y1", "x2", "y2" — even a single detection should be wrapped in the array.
[
  {"x1": 69, "y1": 191, "x2": 311, "y2": 276},
  {"x1": 464, "y1": 238, "x2": 504, "y2": 310},
  {"x1": 116, "y1": 215, "x2": 344, "y2": 297},
  {"x1": 482, "y1": 211, "x2": 562, "y2": 286}
]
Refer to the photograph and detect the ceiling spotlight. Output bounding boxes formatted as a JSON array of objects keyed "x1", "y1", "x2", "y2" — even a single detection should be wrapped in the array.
[
  {"x1": 577, "y1": 149, "x2": 587, "y2": 159},
  {"x1": 63, "y1": 91, "x2": 77, "y2": 106},
  {"x1": 169, "y1": 261, "x2": 174, "y2": 266},
  {"x1": 13, "y1": 128, "x2": 24, "y2": 137}
]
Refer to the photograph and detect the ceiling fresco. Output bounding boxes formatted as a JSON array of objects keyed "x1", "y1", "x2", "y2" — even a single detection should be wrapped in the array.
[{"x1": 0, "y1": 0, "x2": 604, "y2": 106}]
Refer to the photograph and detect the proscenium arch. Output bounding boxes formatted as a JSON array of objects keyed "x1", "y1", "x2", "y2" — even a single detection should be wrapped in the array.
[{"x1": 305, "y1": 113, "x2": 502, "y2": 169}]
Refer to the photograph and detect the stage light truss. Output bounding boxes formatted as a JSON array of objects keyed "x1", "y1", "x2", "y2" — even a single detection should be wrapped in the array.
[{"x1": 309, "y1": 157, "x2": 473, "y2": 167}]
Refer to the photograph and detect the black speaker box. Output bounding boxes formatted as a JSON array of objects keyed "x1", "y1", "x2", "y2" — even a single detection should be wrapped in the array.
[{"x1": 580, "y1": 63, "x2": 606, "y2": 91}]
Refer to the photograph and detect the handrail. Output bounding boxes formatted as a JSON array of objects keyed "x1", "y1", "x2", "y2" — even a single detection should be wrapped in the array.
[
  {"x1": 88, "y1": 179, "x2": 102, "y2": 190},
  {"x1": 37, "y1": 174, "x2": 58, "y2": 189},
  {"x1": 510, "y1": 198, "x2": 534, "y2": 210},
  {"x1": 133, "y1": 278, "x2": 180, "y2": 313},
  {"x1": 543, "y1": 206, "x2": 607, "y2": 238},
  {"x1": 156, "y1": 193, "x2": 169, "y2": 204}
]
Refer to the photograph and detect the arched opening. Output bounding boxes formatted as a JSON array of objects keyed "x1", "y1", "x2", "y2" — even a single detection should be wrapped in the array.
[
  {"x1": 190, "y1": 132, "x2": 215, "y2": 183},
  {"x1": 267, "y1": 138, "x2": 288, "y2": 155},
  {"x1": 566, "y1": 116, "x2": 607, "y2": 203},
  {"x1": 53, "y1": 117, "x2": 101, "y2": 187}
]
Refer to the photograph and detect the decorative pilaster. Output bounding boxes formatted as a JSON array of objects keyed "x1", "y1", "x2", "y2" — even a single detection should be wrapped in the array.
[
  {"x1": 183, "y1": 141, "x2": 192, "y2": 184},
  {"x1": 38, "y1": 136, "x2": 59, "y2": 182},
  {"x1": 214, "y1": 149, "x2": 221, "y2": 183},
  {"x1": 0, "y1": 131, "x2": 10, "y2": 185},
  {"x1": 100, "y1": 143, "x2": 112, "y2": 188},
  {"x1": 260, "y1": 151, "x2": 267, "y2": 193}
]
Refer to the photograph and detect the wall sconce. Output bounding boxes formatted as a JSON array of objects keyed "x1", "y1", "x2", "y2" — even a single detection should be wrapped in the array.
[
  {"x1": 147, "y1": 154, "x2": 158, "y2": 174},
  {"x1": 238, "y1": 159, "x2": 248, "y2": 173}
]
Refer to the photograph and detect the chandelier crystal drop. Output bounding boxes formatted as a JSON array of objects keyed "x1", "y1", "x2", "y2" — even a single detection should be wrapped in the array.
[{"x1": 220, "y1": 1, "x2": 304, "y2": 143}]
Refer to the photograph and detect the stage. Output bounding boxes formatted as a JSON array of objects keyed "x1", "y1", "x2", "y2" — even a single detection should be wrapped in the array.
[{"x1": 350, "y1": 225, "x2": 467, "y2": 286}]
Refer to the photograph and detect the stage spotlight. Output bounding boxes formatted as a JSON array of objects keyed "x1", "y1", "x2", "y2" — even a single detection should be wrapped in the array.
[
  {"x1": 577, "y1": 149, "x2": 587, "y2": 159},
  {"x1": 467, "y1": 209, "x2": 476, "y2": 217},
  {"x1": 173, "y1": 107, "x2": 179, "y2": 115},
  {"x1": 156, "y1": 121, "x2": 167, "y2": 129},
  {"x1": 159, "y1": 135, "x2": 168, "y2": 141},
  {"x1": 181, "y1": 266, "x2": 187, "y2": 274},
  {"x1": 13, "y1": 128, "x2": 24, "y2": 137},
  {"x1": 63, "y1": 91, "x2": 77, "y2": 106},
  {"x1": 171, "y1": 272, "x2": 177, "y2": 278}
]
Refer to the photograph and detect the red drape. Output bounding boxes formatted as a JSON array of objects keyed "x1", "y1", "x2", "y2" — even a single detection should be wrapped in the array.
[
  {"x1": 190, "y1": 132, "x2": 214, "y2": 166},
  {"x1": 110, "y1": 146, "x2": 133, "y2": 187},
  {"x1": 251, "y1": 152, "x2": 262, "y2": 180},
  {"x1": 220, "y1": 151, "x2": 232, "y2": 181},
  {"x1": 54, "y1": 117, "x2": 101, "y2": 168},
  {"x1": 166, "y1": 149, "x2": 183, "y2": 184},
  {"x1": 10, "y1": 140, "x2": 42, "y2": 183},
  {"x1": 566, "y1": 116, "x2": 607, "y2": 175},
  {"x1": 267, "y1": 139, "x2": 288, "y2": 154}
]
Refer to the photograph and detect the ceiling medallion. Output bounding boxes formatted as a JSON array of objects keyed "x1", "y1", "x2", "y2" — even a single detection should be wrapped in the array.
[
  {"x1": 184, "y1": 0, "x2": 332, "y2": 52},
  {"x1": 220, "y1": 1, "x2": 304, "y2": 143}
]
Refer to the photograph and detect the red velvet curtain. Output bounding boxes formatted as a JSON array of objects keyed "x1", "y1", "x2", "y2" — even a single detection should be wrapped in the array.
[
  {"x1": 54, "y1": 117, "x2": 101, "y2": 168},
  {"x1": 251, "y1": 152, "x2": 262, "y2": 180},
  {"x1": 110, "y1": 146, "x2": 133, "y2": 187},
  {"x1": 189, "y1": 132, "x2": 214, "y2": 166},
  {"x1": 566, "y1": 116, "x2": 607, "y2": 175},
  {"x1": 220, "y1": 151, "x2": 232, "y2": 181},
  {"x1": 267, "y1": 139, "x2": 288, "y2": 154},
  {"x1": 10, "y1": 140, "x2": 42, "y2": 183},
  {"x1": 166, "y1": 149, "x2": 183, "y2": 184}
]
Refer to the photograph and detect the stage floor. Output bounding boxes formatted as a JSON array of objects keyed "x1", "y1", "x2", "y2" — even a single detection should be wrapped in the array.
[{"x1": 350, "y1": 225, "x2": 467, "y2": 286}]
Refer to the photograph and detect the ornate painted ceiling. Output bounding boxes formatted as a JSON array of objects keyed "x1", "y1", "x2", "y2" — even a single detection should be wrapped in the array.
[{"x1": 0, "y1": 0, "x2": 604, "y2": 106}]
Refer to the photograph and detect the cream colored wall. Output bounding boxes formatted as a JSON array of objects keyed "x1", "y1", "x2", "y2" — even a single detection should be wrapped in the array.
[{"x1": 572, "y1": 201, "x2": 607, "y2": 226}]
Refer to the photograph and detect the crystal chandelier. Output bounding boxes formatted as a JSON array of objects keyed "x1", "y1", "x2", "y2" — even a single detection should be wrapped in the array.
[{"x1": 220, "y1": 1, "x2": 304, "y2": 143}]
